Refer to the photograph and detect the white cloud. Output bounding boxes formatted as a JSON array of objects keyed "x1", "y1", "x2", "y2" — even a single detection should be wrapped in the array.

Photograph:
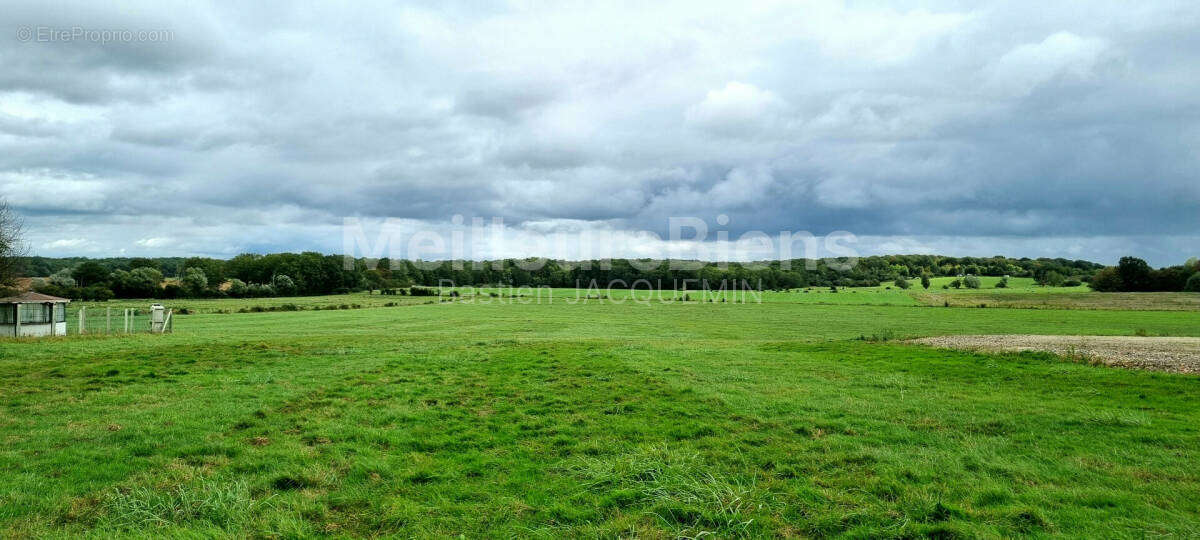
[
  {"x1": 135, "y1": 237, "x2": 173, "y2": 248},
  {"x1": 44, "y1": 238, "x2": 89, "y2": 249},
  {"x1": 686, "y1": 82, "x2": 786, "y2": 137},
  {"x1": 987, "y1": 32, "x2": 1110, "y2": 97},
  {"x1": 0, "y1": 170, "x2": 113, "y2": 212},
  {"x1": 708, "y1": 166, "x2": 774, "y2": 207}
]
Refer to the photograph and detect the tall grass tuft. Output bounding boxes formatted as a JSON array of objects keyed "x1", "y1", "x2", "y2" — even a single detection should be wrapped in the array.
[{"x1": 99, "y1": 478, "x2": 271, "y2": 532}]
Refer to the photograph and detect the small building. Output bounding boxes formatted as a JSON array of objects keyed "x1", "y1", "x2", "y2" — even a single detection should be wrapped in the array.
[{"x1": 0, "y1": 292, "x2": 70, "y2": 337}]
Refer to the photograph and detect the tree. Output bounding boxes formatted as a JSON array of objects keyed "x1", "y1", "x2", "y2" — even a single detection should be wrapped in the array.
[
  {"x1": 995, "y1": 277, "x2": 1008, "y2": 288},
  {"x1": 0, "y1": 199, "x2": 23, "y2": 287},
  {"x1": 129, "y1": 258, "x2": 160, "y2": 272},
  {"x1": 1117, "y1": 256, "x2": 1152, "y2": 292},
  {"x1": 111, "y1": 267, "x2": 163, "y2": 297},
  {"x1": 182, "y1": 257, "x2": 225, "y2": 289},
  {"x1": 72, "y1": 261, "x2": 111, "y2": 287},
  {"x1": 1040, "y1": 271, "x2": 1064, "y2": 287},
  {"x1": 273, "y1": 274, "x2": 297, "y2": 296},
  {"x1": 48, "y1": 269, "x2": 76, "y2": 288},
  {"x1": 182, "y1": 267, "x2": 208, "y2": 296},
  {"x1": 949, "y1": 279, "x2": 962, "y2": 289},
  {"x1": 963, "y1": 276, "x2": 981, "y2": 289},
  {"x1": 920, "y1": 273, "x2": 931, "y2": 290},
  {"x1": 247, "y1": 283, "x2": 276, "y2": 297},
  {"x1": 1186, "y1": 273, "x2": 1200, "y2": 293},
  {"x1": 227, "y1": 278, "x2": 248, "y2": 297},
  {"x1": 1090, "y1": 267, "x2": 1123, "y2": 292},
  {"x1": 893, "y1": 277, "x2": 910, "y2": 289}
]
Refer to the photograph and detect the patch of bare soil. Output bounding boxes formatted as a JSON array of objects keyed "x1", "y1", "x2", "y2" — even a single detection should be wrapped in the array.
[{"x1": 909, "y1": 335, "x2": 1200, "y2": 374}]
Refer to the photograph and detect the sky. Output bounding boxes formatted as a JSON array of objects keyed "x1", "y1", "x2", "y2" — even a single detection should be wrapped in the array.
[{"x1": 2, "y1": 0, "x2": 1198, "y2": 266}]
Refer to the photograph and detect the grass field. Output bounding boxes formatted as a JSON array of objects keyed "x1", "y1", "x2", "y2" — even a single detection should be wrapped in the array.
[
  {"x1": 3, "y1": 292, "x2": 1200, "y2": 536},
  {"x1": 70, "y1": 292, "x2": 435, "y2": 315},
  {"x1": 915, "y1": 291, "x2": 1200, "y2": 311}
]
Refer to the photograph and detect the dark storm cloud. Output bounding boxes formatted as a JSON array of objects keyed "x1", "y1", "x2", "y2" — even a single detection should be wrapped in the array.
[{"x1": 1, "y1": 0, "x2": 1198, "y2": 265}]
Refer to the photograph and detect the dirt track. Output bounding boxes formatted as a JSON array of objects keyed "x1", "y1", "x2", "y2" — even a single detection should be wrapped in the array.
[{"x1": 909, "y1": 335, "x2": 1200, "y2": 374}]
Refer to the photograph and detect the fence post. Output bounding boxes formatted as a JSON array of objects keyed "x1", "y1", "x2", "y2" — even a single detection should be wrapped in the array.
[
  {"x1": 78, "y1": 307, "x2": 85, "y2": 335},
  {"x1": 106, "y1": 307, "x2": 111, "y2": 334}
]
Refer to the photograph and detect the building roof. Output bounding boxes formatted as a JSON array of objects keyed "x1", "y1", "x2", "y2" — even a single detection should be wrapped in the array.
[{"x1": 0, "y1": 292, "x2": 71, "y2": 304}]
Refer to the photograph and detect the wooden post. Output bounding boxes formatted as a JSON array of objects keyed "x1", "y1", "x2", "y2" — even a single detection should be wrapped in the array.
[
  {"x1": 78, "y1": 307, "x2": 85, "y2": 335},
  {"x1": 48, "y1": 303, "x2": 55, "y2": 337},
  {"x1": 106, "y1": 307, "x2": 111, "y2": 334},
  {"x1": 13, "y1": 304, "x2": 19, "y2": 337}
]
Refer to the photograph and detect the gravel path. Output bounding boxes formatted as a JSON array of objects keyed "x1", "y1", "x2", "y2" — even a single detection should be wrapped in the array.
[{"x1": 908, "y1": 335, "x2": 1200, "y2": 374}]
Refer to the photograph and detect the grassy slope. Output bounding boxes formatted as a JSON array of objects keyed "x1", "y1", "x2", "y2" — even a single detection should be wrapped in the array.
[{"x1": 1, "y1": 302, "x2": 1199, "y2": 536}]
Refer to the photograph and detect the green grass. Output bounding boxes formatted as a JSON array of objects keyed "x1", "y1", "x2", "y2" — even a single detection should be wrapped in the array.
[
  {"x1": 2, "y1": 300, "x2": 1199, "y2": 536},
  {"x1": 71, "y1": 292, "x2": 432, "y2": 315},
  {"x1": 456, "y1": 286, "x2": 921, "y2": 306},
  {"x1": 923, "y1": 276, "x2": 1080, "y2": 291},
  {"x1": 915, "y1": 290, "x2": 1200, "y2": 311}
]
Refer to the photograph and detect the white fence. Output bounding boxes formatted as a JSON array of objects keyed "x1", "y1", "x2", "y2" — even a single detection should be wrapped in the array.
[{"x1": 68, "y1": 306, "x2": 173, "y2": 335}]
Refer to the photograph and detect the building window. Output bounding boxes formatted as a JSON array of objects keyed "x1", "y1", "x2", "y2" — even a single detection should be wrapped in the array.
[
  {"x1": 0, "y1": 306, "x2": 13, "y2": 325},
  {"x1": 18, "y1": 304, "x2": 49, "y2": 324},
  {"x1": 54, "y1": 304, "x2": 66, "y2": 323}
]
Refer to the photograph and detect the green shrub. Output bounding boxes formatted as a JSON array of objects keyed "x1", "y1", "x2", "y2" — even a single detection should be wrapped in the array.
[
  {"x1": 1039, "y1": 271, "x2": 1064, "y2": 287},
  {"x1": 227, "y1": 278, "x2": 248, "y2": 298},
  {"x1": 1090, "y1": 267, "x2": 1123, "y2": 292},
  {"x1": 182, "y1": 267, "x2": 208, "y2": 297},
  {"x1": 272, "y1": 275, "x2": 297, "y2": 296},
  {"x1": 963, "y1": 276, "x2": 981, "y2": 289},
  {"x1": 1186, "y1": 272, "x2": 1200, "y2": 292}
]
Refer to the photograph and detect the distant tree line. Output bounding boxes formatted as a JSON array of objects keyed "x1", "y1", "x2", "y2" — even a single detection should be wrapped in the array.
[
  {"x1": 21, "y1": 256, "x2": 189, "y2": 279},
  {"x1": 1089, "y1": 257, "x2": 1200, "y2": 293},
  {"x1": 16, "y1": 252, "x2": 1134, "y2": 300},
  {"x1": 28, "y1": 253, "x2": 361, "y2": 300}
]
